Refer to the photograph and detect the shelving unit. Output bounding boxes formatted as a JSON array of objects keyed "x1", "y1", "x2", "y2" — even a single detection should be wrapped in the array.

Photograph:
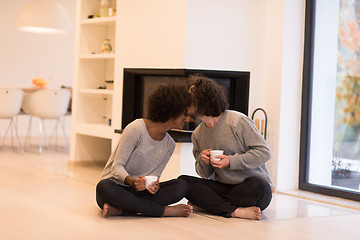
[{"x1": 70, "y1": 0, "x2": 120, "y2": 163}]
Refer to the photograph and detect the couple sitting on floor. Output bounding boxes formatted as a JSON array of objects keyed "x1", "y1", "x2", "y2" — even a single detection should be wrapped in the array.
[{"x1": 96, "y1": 74, "x2": 273, "y2": 220}]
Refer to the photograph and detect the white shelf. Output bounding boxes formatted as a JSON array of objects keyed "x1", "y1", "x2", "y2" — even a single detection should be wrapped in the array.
[
  {"x1": 75, "y1": 123, "x2": 114, "y2": 139},
  {"x1": 71, "y1": 0, "x2": 120, "y2": 162},
  {"x1": 78, "y1": 88, "x2": 114, "y2": 95},
  {"x1": 79, "y1": 53, "x2": 115, "y2": 59},
  {"x1": 80, "y1": 16, "x2": 116, "y2": 25}
]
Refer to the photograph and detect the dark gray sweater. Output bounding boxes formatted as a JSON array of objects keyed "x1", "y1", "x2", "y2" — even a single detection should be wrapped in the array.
[{"x1": 192, "y1": 110, "x2": 273, "y2": 188}]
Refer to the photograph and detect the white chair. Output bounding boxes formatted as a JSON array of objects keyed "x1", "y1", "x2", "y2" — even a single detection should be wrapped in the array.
[
  {"x1": 0, "y1": 88, "x2": 24, "y2": 152},
  {"x1": 22, "y1": 88, "x2": 71, "y2": 153}
]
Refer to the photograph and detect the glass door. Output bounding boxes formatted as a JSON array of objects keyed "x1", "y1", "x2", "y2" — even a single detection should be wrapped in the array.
[{"x1": 300, "y1": 0, "x2": 360, "y2": 201}]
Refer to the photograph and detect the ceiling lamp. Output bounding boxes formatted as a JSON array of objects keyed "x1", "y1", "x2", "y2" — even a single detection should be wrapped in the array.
[{"x1": 15, "y1": 0, "x2": 72, "y2": 34}]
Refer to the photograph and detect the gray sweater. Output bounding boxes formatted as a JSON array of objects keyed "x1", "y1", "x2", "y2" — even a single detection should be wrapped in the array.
[
  {"x1": 192, "y1": 110, "x2": 273, "y2": 188},
  {"x1": 101, "y1": 119, "x2": 175, "y2": 186}
]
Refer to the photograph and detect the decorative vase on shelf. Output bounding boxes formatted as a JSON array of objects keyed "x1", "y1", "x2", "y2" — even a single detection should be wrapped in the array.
[
  {"x1": 101, "y1": 39, "x2": 112, "y2": 53},
  {"x1": 100, "y1": 0, "x2": 110, "y2": 17}
]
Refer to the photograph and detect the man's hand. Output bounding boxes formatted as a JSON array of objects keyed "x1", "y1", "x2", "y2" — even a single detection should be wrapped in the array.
[
  {"x1": 200, "y1": 149, "x2": 212, "y2": 164},
  {"x1": 210, "y1": 155, "x2": 230, "y2": 169}
]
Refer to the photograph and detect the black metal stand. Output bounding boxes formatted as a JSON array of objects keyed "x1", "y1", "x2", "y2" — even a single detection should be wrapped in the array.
[{"x1": 251, "y1": 108, "x2": 268, "y2": 140}]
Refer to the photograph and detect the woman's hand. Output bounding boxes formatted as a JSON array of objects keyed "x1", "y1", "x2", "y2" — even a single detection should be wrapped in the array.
[
  {"x1": 200, "y1": 149, "x2": 212, "y2": 164},
  {"x1": 210, "y1": 155, "x2": 230, "y2": 169},
  {"x1": 146, "y1": 179, "x2": 160, "y2": 195}
]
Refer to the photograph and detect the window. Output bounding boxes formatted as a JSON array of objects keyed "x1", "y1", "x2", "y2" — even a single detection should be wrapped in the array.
[{"x1": 300, "y1": 0, "x2": 360, "y2": 201}]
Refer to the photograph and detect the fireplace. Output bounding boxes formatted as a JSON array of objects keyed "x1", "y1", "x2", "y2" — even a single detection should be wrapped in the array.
[{"x1": 119, "y1": 68, "x2": 250, "y2": 142}]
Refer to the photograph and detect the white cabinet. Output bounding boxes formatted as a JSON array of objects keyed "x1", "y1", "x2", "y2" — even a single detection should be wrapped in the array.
[{"x1": 70, "y1": 0, "x2": 120, "y2": 163}]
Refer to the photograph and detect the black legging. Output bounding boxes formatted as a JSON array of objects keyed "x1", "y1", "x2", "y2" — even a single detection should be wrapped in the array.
[
  {"x1": 96, "y1": 178, "x2": 188, "y2": 217},
  {"x1": 178, "y1": 175, "x2": 272, "y2": 218}
]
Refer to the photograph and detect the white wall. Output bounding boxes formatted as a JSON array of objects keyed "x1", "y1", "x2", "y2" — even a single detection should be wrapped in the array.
[
  {"x1": 116, "y1": 0, "x2": 187, "y2": 68},
  {"x1": 275, "y1": 0, "x2": 305, "y2": 190},
  {"x1": 0, "y1": 0, "x2": 75, "y2": 137},
  {"x1": 183, "y1": 0, "x2": 270, "y2": 179},
  {"x1": 0, "y1": 0, "x2": 306, "y2": 191},
  {"x1": 92, "y1": 0, "x2": 306, "y2": 190},
  {"x1": 184, "y1": 0, "x2": 305, "y2": 190}
]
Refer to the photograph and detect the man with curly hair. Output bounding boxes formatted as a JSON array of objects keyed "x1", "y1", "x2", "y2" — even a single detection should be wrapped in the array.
[
  {"x1": 179, "y1": 74, "x2": 273, "y2": 220},
  {"x1": 96, "y1": 83, "x2": 193, "y2": 218}
]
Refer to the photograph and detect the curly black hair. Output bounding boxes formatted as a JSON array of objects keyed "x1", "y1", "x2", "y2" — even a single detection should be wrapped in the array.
[
  {"x1": 186, "y1": 74, "x2": 229, "y2": 117},
  {"x1": 146, "y1": 82, "x2": 192, "y2": 122}
]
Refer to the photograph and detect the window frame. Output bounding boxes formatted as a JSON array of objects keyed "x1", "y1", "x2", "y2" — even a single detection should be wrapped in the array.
[{"x1": 299, "y1": 0, "x2": 360, "y2": 201}]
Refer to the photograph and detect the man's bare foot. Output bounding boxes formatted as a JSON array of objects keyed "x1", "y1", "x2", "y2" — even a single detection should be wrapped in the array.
[
  {"x1": 102, "y1": 203, "x2": 123, "y2": 218},
  {"x1": 187, "y1": 202, "x2": 206, "y2": 212},
  {"x1": 163, "y1": 204, "x2": 193, "y2": 217},
  {"x1": 231, "y1": 206, "x2": 261, "y2": 220}
]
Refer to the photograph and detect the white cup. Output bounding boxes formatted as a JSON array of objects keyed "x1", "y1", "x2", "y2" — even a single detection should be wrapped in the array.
[
  {"x1": 145, "y1": 176, "x2": 158, "y2": 188},
  {"x1": 210, "y1": 150, "x2": 224, "y2": 161}
]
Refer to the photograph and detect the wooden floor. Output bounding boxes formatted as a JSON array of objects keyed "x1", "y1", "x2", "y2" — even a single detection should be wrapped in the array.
[{"x1": 1, "y1": 147, "x2": 360, "y2": 240}]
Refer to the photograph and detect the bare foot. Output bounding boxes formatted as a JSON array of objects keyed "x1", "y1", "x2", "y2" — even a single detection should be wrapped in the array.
[
  {"x1": 187, "y1": 202, "x2": 206, "y2": 212},
  {"x1": 231, "y1": 206, "x2": 261, "y2": 220},
  {"x1": 163, "y1": 204, "x2": 193, "y2": 217},
  {"x1": 102, "y1": 203, "x2": 123, "y2": 218}
]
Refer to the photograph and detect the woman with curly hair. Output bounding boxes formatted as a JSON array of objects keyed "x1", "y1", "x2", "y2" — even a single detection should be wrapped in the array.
[
  {"x1": 96, "y1": 83, "x2": 193, "y2": 218},
  {"x1": 179, "y1": 74, "x2": 273, "y2": 220}
]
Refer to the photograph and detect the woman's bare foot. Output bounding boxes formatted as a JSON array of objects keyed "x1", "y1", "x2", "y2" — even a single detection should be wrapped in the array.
[
  {"x1": 102, "y1": 203, "x2": 123, "y2": 218},
  {"x1": 163, "y1": 204, "x2": 193, "y2": 217},
  {"x1": 187, "y1": 202, "x2": 206, "y2": 212},
  {"x1": 231, "y1": 206, "x2": 261, "y2": 220}
]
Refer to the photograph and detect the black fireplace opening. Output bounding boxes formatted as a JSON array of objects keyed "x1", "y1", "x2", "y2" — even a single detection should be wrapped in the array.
[{"x1": 120, "y1": 68, "x2": 250, "y2": 142}]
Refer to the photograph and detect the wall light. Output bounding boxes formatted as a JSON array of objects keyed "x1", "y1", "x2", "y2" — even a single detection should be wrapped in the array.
[{"x1": 16, "y1": 0, "x2": 72, "y2": 34}]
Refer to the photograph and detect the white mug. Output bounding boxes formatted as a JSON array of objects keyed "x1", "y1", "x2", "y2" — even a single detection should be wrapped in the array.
[
  {"x1": 145, "y1": 176, "x2": 158, "y2": 188},
  {"x1": 210, "y1": 150, "x2": 224, "y2": 161}
]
